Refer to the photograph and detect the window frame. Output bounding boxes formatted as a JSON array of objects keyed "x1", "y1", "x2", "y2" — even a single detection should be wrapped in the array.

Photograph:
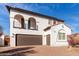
[
  {"x1": 57, "y1": 29, "x2": 66, "y2": 42},
  {"x1": 58, "y1": 32, "x2": 65, "y2": 40},
  {"x1": 28, "y1": 17, "x2": 38, "y2": 30},
  {"x1": 13, "y1": 14, "x2": 25, "y2": 29}
]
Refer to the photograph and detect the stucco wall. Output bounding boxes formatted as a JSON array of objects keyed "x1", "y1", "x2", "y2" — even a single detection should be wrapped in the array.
[
  {"x1": 9, "y1": 9, "x2": 71, "y2": 47},
  {"x1": 50, "y1": 24, "x2": 71, "y2": 46},
  {"x1": 10, "y1": 9, "x2": 54, "y2": 35},
  {"x1": 43, "y1": 29, "x2": 51, "y2": 45}
]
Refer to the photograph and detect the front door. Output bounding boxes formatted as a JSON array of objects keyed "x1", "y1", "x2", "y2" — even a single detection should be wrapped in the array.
[{"x1": 46, "y1": 34, "x2": 50, "y2": 45}]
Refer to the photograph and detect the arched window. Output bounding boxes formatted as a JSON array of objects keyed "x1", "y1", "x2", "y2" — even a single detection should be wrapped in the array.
[
  {"x1": 14, "y1": 14, "x2": 25, "y2": 28},
  {"x1": 58, "y1": 29, "x2": 65, "y2": 40},
  {"x1": 28, "y1": 17, "x2": 37, "y2": 30}
]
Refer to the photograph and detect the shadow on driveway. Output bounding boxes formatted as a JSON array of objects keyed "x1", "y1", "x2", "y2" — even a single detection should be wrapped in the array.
[{"x1": 0, "y1": 47, "x2": 36, "y2": 56}]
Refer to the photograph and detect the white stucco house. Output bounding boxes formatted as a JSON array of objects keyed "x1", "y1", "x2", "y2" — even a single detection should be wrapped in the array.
[{"x1": 6, "y1": 5, "x2": 71, "y2": 47}]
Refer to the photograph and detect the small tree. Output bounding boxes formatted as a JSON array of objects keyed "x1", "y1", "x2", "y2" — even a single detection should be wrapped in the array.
[{"x1": 67, "y1": 35, "x2": 74, "y2": 46}]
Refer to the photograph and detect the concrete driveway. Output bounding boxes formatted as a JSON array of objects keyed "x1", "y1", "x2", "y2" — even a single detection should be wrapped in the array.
[{"x1": 0, "y1": 45, "x2": 79, "y2": 56}]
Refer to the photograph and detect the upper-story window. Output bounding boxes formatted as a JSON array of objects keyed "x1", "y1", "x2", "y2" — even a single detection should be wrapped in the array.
[
  {"x1": 53, "y1": 20, "x2": 57, "y2": 25},
  {"x1": 28, "y1": 17, "x2": 37, "y2": 30},
  {"x1": 14, "y1": 14, "x2": 25, "y2": 29},
  {"x1": 53, "y1": 20, "x2": 63, "y2": 25},
  {"x1": 48, "y1": 20, "x2": 52, "y2": 25}
]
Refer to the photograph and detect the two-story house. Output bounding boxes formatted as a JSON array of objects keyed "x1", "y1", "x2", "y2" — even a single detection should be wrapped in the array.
[{"x1": 6, "y1": 6, "x2": 71, "y2": 47}]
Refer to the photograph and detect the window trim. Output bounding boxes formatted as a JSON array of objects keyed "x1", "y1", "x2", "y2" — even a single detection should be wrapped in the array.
[{"x1": 28, "y1": 25, "x2": 38, "y2": 30}]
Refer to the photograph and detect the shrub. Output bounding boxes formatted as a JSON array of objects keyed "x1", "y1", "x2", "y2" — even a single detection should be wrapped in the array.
[{"x1": 67, "y1": 33, "x2": 79, "y2": 46}]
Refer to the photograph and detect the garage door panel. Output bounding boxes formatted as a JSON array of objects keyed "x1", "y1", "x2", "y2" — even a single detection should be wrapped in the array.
[{"x1": 16, "y1": 34, "x2": 42, "y2": 46}]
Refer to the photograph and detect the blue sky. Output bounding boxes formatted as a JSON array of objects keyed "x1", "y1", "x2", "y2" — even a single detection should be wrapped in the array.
[{"x1": 0, "y1": 3, "x2": 79, "y2": 35}]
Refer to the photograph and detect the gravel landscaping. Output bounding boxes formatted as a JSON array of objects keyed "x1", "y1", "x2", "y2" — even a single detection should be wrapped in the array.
[{"x1": 0, "y1": 45, "x2": 79, "y2": 56}]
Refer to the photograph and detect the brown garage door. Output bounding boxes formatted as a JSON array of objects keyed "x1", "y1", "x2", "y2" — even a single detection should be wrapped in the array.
[{"x1": 16, "y1": 34, "x2": 42, "y2": 46}]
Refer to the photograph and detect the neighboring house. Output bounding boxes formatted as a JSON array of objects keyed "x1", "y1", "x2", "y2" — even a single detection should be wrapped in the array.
[
  {"x1": 4, "y1": 35, "x2": 10, "y2": 46},
  {"x1": 6, "y1": 6, "x2": 71, "y2": 47},
  {"x1": 0, "y1": 32, "x2": 4, "y2": 46}
]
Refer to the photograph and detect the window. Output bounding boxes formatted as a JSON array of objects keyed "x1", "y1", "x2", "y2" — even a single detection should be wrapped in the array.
[
  {"x1": 53, "y1": 20, "x2": 56, "y2": 25},
  {"x1": 14, "y1": 14, "x2": 25, "y2": 28},
  {"x1": 28, "y1": 17, "x2": 37, "y2": 30},
  {"x1": 59, "y1": 33, "x2": 65, "y2": 40},
  {"x1": 58, "y1": 29, "x2": 65, "y2": 40},
  {"x1": 48, "y1": 20, "x2": 51, "y2": 25}
]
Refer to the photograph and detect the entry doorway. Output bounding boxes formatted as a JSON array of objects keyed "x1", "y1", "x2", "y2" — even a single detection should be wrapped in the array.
[{"x1": 46, "y1": 34, "x2": 50, "y2": 45}]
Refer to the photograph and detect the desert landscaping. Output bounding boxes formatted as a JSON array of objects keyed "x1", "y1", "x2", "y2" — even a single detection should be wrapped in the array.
[{"x1": 0, "y1": 45, "x2": 79, "y2": 56}]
